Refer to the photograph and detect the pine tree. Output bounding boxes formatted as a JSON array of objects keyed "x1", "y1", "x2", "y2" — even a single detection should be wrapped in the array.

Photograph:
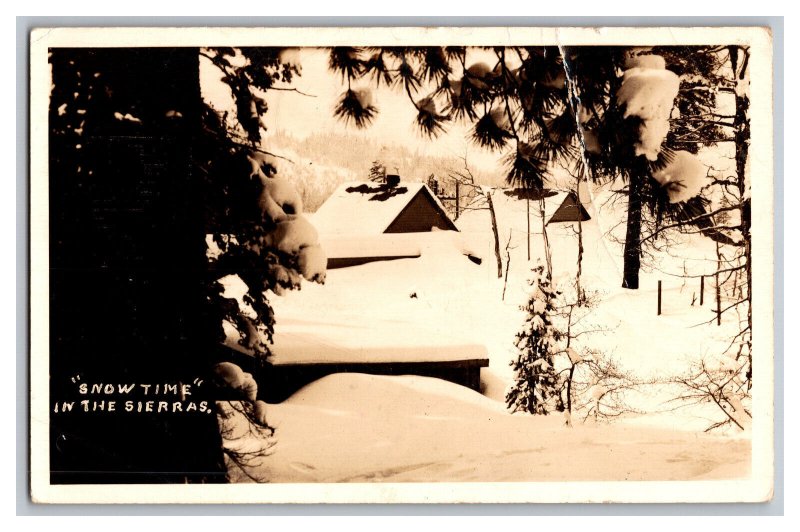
[
  {"x1": 506, "y1": 265, "x2": 564, "y2": 415},
  {"x1": 368, "y1": 159, "x2": 386, "y2": 182}
]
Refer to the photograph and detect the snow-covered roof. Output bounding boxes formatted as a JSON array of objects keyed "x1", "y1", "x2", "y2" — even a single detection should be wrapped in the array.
[
  {"x1": 218, "y1": 233, "x2": 490, "y2": 366},
  {"x1": 319, "y1": 230, "x2": 480, "y2": 261},
  {"x1": 270, "y1": 317, "x2": 488, "y2": 365},
  {"x1": 320, "y1": 233, "x2": 422, "y2": 261},
  {"x1": 222, "y1": 317, "x2": 488, "y2": 365},
  {"x1": 488, "y1": 190, "x2": 590, "y2": 225},
  {"x1": 310, "y1": 181, "x2": 451, "y2": 236},
  {"x1": 479, "y1": 190, "x2": 569, "y2": 222}
]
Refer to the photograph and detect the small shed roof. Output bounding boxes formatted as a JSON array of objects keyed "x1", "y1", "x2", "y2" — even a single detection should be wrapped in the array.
[
  {"x1": 502, "y1": 189, "x2": 590, "y2": 224},
  {"x1": 311, "y1": 181, "x2": 455, "y2": 236},
  {"x1": 546, "y1": 191, "x2": 592, "y2": 224}
]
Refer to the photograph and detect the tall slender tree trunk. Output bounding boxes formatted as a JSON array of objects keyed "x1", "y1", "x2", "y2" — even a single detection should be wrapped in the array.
[
  {"x1": 575, "y1": 186, "x2": 584, "y2": 302},
  {"x1": 733, "y1": 49, "x2": 752, "y2": 387},
  {"x1": 486, "y1": 191, "x2": 503, "y2": 278},
  {"x1": 526, "y1": 196, "x2": 531, "y2": 261},
  {"x1": 622, "y1": 165, "x2": 645, "y2": 289},
  {"x1": 539, "y1": 198, "x2": 552, "y2": 279}
]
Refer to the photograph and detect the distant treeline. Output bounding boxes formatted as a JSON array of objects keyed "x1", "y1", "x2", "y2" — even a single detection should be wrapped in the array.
[{"x1": 262, "y1": 129, "x2": 502, "y2": 212}]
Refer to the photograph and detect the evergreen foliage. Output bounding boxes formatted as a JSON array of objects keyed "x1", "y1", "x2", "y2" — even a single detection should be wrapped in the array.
[{"x1": 506, "y1": 265, "x2": 564, "y2": 415}]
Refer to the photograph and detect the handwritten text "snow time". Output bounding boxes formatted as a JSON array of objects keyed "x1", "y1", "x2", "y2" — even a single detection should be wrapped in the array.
[{"x1": 53, "y1": 381, "x2": 213, "y2": 415}]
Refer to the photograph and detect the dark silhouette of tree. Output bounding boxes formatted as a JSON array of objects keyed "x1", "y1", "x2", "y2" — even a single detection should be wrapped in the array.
[
  {"x1": 49, "y1": 48, "x2": 227, "y2": 483},
  {"x1": 48, "y1": 46, "x2": 313, "y2": 483}
]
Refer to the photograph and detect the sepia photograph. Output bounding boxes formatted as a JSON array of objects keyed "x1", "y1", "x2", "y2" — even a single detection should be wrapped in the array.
[{"x1": 29, "y1": 26, "x2": 775, "y2": 504}]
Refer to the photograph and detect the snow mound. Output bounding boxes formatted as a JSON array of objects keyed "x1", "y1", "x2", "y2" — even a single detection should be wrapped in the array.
[
  {"x1": 652, "y1": 150, "x2": 708, "y2": 203},
  {"x1": 231, "y1": 372, "x2": 751, "y2": 483},
  {"x1": 285, "y1": 373, "x2": 506, "y2": 417},
  {"x1": 321, "y1": 234, "x2": 421, "y2": 260},
  {"x1": 320, "y1": 231, "x2": 480, "y2": 262}
]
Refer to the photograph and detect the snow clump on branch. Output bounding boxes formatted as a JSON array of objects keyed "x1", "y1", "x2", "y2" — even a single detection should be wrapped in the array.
[
  {"x1": 278, "y1": 48, "x2": 302, "y2": 73},
  {"x1": 652, "y1": 150, "x2": 707, "y2": 203},
  {"x1": 259, "y1": 174, "x2": 303, "y2": 219},
  {"x1": 213, "y1": 361, "x2": 258, "y2": 401},
  {"x1": 266, "y1": 215, "x2": 319, "y2": 255},
  {"x1": 246, "y1": 147, "x2": 326, "y2": 285},
  {"x1": 616, "y1": 54, "x2": 680, "y2": 161},
  {"x1": 353, "y1": 88, "x2": 374, "y2": 109}
]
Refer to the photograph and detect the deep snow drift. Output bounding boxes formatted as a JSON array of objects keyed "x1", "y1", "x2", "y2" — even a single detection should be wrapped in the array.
[{"x1": 223, "y1": 373, "x2": 749, "y2": 483}]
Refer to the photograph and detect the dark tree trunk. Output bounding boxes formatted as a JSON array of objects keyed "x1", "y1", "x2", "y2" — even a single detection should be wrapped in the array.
[
  {"x1": 49, "y1": 48, "x2": 227, "y2": 484},
  {"x1": 539, "y1": 198, "x2": 552, "y2": 278},
  {"x1": 733, "y1": 56, "x2": 752, "y2": 387},
  {"x1": 622, "y1": 163, "x2": 646, "y2": 289}
]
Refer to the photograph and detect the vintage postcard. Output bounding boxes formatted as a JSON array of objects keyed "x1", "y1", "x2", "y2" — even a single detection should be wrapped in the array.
[{"x1": 29, "y1": 26, "x2": 775, "y2": 504}]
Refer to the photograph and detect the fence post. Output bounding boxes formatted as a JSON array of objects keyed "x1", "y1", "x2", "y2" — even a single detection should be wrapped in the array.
[
  {"x1": 700, "y1": 275, "x2": 704, "y2": 306},
  {"x1": 657, "y1": 280, "x2": 662, "y2": 316},
  {"x1": 455, "y1": 181, "x2": 460, "y2": 220}
]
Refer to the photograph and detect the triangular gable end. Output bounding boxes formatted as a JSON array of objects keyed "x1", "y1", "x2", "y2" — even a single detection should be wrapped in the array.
[
  {"x1": 546, "y1": 191, "x2": 591, "y2": 224},
  {"x1": 384, "y1": 186, "x2": 459, "y2": 233}
]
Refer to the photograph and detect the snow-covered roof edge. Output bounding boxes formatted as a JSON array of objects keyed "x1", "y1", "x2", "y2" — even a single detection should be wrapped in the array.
[{"x1": 312, "y1": 181, "x2": 456, "y2": 235}]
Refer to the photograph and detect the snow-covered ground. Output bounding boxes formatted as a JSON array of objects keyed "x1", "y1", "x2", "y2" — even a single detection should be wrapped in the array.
[
  {"x1": 219, "y1": 181, "x2": 751, "y2": 482},
  {"x1": 223, "y1": 373, "x2": 749, "y2": 483}
]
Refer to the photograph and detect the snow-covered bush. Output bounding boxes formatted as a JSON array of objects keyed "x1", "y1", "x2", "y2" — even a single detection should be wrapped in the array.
[
  {"x1": 670, "y1": 355, "x2": 752, "y2": 433},
  {"x1": 506, "y1": 264, "x2": 564, "y2": 415},
  {"x1": 259, "y1": 174, "x2": 303, "y2": 217},
  {"x1": 561, "y1": 350, "x2": 643, "y2": 424}
]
